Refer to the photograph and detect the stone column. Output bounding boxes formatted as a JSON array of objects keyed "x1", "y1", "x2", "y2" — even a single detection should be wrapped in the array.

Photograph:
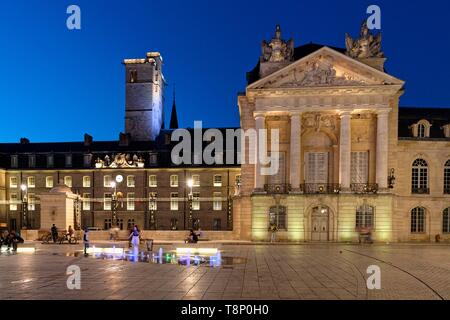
[
  {"x1": 289, "y1": 113, "x2": 301, "y2": 191},
  {"x1": 339, "y1": 112, "x2": 351, "y2": 190},
  {"x1": 254, "y1": 113, "x2": 266, "y2": 191},
  {"x1": 376, "y1": 110, "x2": 390, "y2": 189}
]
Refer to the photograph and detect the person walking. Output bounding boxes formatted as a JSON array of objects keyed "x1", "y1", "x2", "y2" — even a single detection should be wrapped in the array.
[
  {"x1": 51, "y1": 224, "x2": 58, "y2": 243},
  {"x1": 83, "y1": 228, "x2": 90, "y2": 256}
]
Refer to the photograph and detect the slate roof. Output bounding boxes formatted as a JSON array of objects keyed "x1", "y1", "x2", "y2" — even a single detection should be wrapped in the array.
[{"x1": 398, "y1": 107, "x2": 450, "y2": 139}]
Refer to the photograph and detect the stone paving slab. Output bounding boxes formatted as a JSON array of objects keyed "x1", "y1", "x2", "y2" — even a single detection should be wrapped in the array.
[{"x1": 0, "y1": 243, "x2": 449, "y2": 300}]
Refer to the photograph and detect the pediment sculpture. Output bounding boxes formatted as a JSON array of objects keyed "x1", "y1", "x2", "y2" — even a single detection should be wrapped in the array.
[
  {"x1": 278, "y1": 59, "x2": 367, "y2": 87},
  {"x1": 345, "y1": 21, "x2": 384, "y2": 59},
  {"x1": 261, "y1": 25, "x2": 294, "y2": 63}
]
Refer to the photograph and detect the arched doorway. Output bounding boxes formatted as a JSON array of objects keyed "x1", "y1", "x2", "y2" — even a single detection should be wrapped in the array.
[{"x1": 311, "y1": 205, "x2": 330, "y2": 241}]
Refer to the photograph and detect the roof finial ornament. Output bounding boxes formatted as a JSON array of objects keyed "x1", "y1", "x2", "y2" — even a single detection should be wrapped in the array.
[
  {"x1": 345, "y1": 21, "x2": 384, "y2": 59},
  {"x1": 261, "y1": 24, "x2": 294, "y2": 63}
]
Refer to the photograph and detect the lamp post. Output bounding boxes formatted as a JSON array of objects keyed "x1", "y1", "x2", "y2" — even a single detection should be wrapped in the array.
[
  {"x1": 111, "y1": 175, "x2": 123, "y2": 227},
  {"x1": 149, "y1": 192, "x2": 155, "y2": 230},
  {"x1": 187, "y1": 178, "x2": 193, "y2": 229},
  {"x1": 20, "y1": 184, "x2": 28, "y2": 229}
]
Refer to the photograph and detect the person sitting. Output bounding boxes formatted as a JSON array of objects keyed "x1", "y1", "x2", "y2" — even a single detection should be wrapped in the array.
[
  {"x1": 66, "y1": 225, "x2": 74, "y2": 240},
  {"x1": 5, "y1": 231, "x2": 24, "y2": 251},
  {"x1": 185, "y1": 229, "x2": 198, "y2": 244}
]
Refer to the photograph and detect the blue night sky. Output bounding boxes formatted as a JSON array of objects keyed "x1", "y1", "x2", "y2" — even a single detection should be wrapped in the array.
[{"x1": 0, "y1": 0, "x2": 449, "y2": 142}]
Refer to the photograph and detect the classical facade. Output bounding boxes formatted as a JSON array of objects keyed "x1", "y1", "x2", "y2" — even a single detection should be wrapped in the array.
[
  {"x1": 234, "y1": 24, "x2": 450, "y2": 243},
  {"x1": 0, "y1": 23, "x2": 449, "y2": 242}
]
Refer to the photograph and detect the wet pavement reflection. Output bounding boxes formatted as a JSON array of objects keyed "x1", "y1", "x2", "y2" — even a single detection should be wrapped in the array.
[{"x1": 65, "y1": 247, "x2": 246, "y2": 267}]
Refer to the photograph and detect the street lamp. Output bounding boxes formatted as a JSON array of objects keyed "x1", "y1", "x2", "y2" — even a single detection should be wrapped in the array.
[
  {"x1": 111, "y1": 175, "x2": 123, "y2": 227},
  {"x1": 149, "y1": 192, "x2": 155, "y2": 229},
  {"x1": 187, "y1": 179, "x2": 193, "y2": 229},
  {"x1": 20, "y1": 184, "x2": 28, "y2": 229}
]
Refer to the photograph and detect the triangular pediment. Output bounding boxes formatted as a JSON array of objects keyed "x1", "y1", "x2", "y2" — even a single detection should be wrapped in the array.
[{"x1": 247, "y1": 47, "x2": 404, "y2": 90}]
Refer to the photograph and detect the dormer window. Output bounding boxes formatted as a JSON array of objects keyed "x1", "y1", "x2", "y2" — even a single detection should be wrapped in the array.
[
  {"x1": 410, "y1": 119, "x2": 431, "y2": 138},
  {"x1": 442, "y1": 124, "x2": 450, "y2": 138},
  {"x1": 28, "y1": 155, "x2": 36, "y2": 168},
  {"x1": 65, "y1": 154, "x2": 72, "y2": 167}
]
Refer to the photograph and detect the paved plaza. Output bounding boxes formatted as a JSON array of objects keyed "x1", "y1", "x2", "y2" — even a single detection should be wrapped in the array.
[{"x1": 0, "y1": 242, "x2": 449, "y2": 300}]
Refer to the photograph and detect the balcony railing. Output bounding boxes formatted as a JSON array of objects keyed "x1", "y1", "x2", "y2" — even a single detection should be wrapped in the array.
[
  {"x1": 302, "y1": 183, "x2": 340, "y2": 194},
  {"x1": 412, "y1": 187, "x2": 430, "y2": 194},
  {"x1": 351, "y1": 183, "x2": 378, "y2": 194},
  {"x1": 264, "y1": 184, "x2": 291, "y2": 194}
]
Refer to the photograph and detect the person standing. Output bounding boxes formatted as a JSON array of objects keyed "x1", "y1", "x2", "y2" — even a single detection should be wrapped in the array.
[
  {"x1": 128, "y1": 225, "x2": 140, "y2": 250},
  {"x1": 51, "y1": 224, "x2": 58, "y2": 243},
  {"x1": 83, "y1": 228, "x2": 90, "y2": 256}
]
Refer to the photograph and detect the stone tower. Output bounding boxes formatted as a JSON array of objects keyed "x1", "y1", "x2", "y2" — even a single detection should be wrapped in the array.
[{"x1": 123, "y1": 52, "x2": 165, "y2": 141}]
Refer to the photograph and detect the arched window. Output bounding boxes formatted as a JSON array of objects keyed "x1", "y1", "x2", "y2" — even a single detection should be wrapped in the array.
[
  {"x1": 443, "y1": 208, "x2": 450, "y2": 233},
  {"x1": 412, "y1": 159, "x2": 429, "y2": 194},
  {"x1": 356, "y1": 205, "x2": 374, "y2": 229},
  {"x1": 411, "y1": 207, "x2": 425, "y2": 233},
  {"x1": 444, "y1": 160, "x2": 450, "y2": 194},
  {"x1": 269, "y1": 205, "x2": 286, "y2": 230}
]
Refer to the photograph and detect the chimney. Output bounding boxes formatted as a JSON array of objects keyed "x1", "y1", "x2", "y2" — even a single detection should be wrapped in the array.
[
  {"x1": 84, "y1": 133, "x2": 93, "y2": 146},
  {"x1": 20, "y1": 138, "x2": 30, "y2": 144},
  {"x1": 119, "y1": 132, "x2": 131, "y2": 146}
]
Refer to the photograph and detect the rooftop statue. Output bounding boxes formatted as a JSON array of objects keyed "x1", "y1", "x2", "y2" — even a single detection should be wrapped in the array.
[
  {"x1": 345, "y1": 21, "x2": 384, "y2": 59},
  {"x1": 261, "y1": 25, "x2": 294, "y2": 62}
]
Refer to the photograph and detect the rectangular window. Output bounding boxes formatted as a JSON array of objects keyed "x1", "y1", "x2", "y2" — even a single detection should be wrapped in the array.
[
  {"x1": 351, "y1": 152, "x2": 369, "y2": 184},
  {"x1": 64, "y1": 176, "x2": 72, "y2": 188},
  {"x1": 127, "y1": 193, "x2": 135, "y2": 211},
  {"x1": 268, "y1": 152, "x2": 286, "y2": 185},
  {"x1": 28, "y1": 155, "x2": 36, "y2": 168},
  {"x1": 82, "y1": 193, "x2": 91, "y2": 211},
  {"x1": 213, "y1": 218, "x2": 221, "y2": 231},
  {"x1": 305, "y1": 152, "x2": 328, "y2": 184},
  {"x1": 213, "y1": 175, "x2": 222, "y2": 187},
  {"x1": 9, "y1": 176, "x2": 18, "y2": 188},
  {"x1": 83, "y1": 176, "x2": 91, "y2": 188},
  {"x1": 149, "y1": 192, "x2": 157, "y2": 210},
  {"x1": 192, "y1": 192, "x2": 200, "y2": 211},
  {"x1": 127, "y1": 175, "x2": 135, "y2": 188},
  {"x1": 27, "y1": 176, "x2": 35, "y2": 188},
  {"x1": 149, "y1": 175, "x2": 157, "y2": 187},
  {"x1": 104, "y1": 193, "x2": 112, "y2": 210},
  {"x1": 213, "y1": 192, "x2": 222, "y2": 211},
  {"x1": 46, "y1": 176, "x2": 54, "y2": 188},
  {"x1": 84, "y1": 154, "x2": 92, "y2": 168},
  {"x1": 192, "y1": 175, "x2": 200, "y2": 187},
  {"x1": 27, "y1": 193, "x2": 35, "y2": 211},
  {"x1": 47, "y1": 154, "x2": 54, "y2": 168},
  {"x1": 11, "y1": 155, "x2": 18, "y2": 168},
  {"x1": 170, "y1": 175, "x2": 178, "y2": 187},
  {"x1": 9, "y1": 193, "x2": 18, "y2": 211},
  {"x1": 170, "y1": 192, "x2": 178, "y2": 211},
  {"x1": 65, "y1": 154, "x2": 72, "y2": 167},
  {"x1": 104, "y1": 175, "x2": 112, "y2": 188}
]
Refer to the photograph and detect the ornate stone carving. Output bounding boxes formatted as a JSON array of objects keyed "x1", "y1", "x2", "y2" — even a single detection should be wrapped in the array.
[
  {"x1": 302, "y1": 113, "x2": 336, "y2": 131},
  {"x1": 280, "y1": 59, "x2": 367, "y2": 87},
  {"x1": 261, "y1": 25, "x2": 294, "y2": 63},
  {"x1": 95, "y1": 153, "x2": 145, "y2": 168},
  {"x1": 345, "y1": 21, "x2": 384, "y2": 59}
]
